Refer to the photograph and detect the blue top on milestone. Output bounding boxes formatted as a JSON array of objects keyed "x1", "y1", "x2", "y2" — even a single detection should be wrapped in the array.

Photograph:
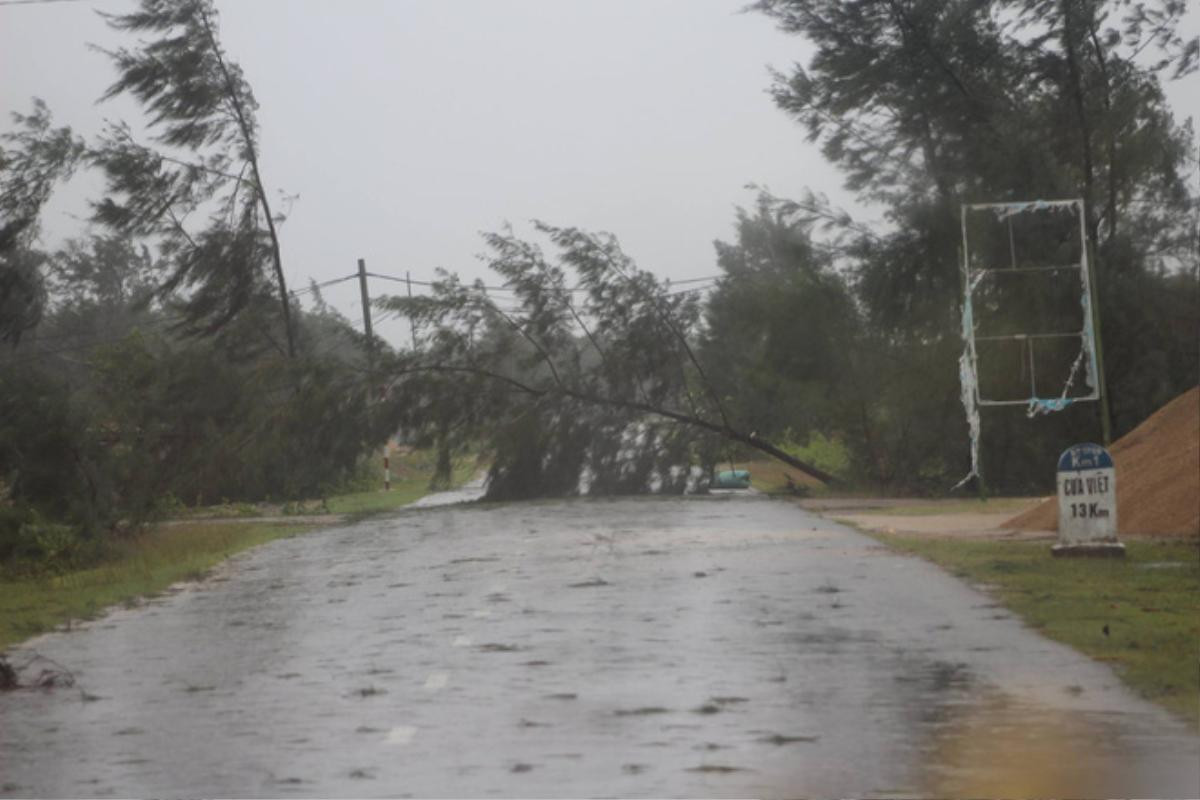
[{"x1": 1057, "y1": 443, "x2": 1114, "y2": 472}]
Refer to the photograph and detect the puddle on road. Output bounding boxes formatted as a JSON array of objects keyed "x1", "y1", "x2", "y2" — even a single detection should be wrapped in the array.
[{"x1": 915, "y1": 694, "x2": 1196, "y2": 798}]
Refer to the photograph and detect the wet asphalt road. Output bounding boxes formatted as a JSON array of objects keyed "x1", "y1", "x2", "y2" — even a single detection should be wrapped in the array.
[{"x1": 1, "y1": 494, "x2": 1197, "y2": 798}]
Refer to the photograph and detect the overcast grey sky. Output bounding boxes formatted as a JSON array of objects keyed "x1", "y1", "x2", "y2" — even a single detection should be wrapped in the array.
[{"x1": 2, "y1": 0, "x2": 1196, "y2": 348}]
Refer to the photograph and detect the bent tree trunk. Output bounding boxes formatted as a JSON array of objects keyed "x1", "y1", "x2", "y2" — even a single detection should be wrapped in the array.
[{"x1": 392, "y1": 364, "x2": 840, "y2": 487}]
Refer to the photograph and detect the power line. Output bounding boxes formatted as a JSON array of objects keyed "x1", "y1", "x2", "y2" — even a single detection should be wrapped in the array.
[
  {"x1": 666, "y1": 275, "x2": 721, "y2": 285},
  {"x1": 363, "y1": 269, "x2": 720, "y2": 295},
  {"x1": 0, "y1": 0, "x2": 97, "y2": 6},
  {"x1": 6, "y1": 268, "x2": 718, "y2": 362},
  {"x1": 288, "y1": 273, "x2": 359, "y2": 297},
  {"x1": 666, "y1": 284, "x2": 716, "y2": 297},
  {"x1": 365, "y1": 271, "x2": 520, "y2": 294}
]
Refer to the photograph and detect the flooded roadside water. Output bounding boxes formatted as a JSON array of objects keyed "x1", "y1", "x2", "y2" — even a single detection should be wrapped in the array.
[{"x1": 1, "y1": 495, "x2": 1196, "y2": 797}]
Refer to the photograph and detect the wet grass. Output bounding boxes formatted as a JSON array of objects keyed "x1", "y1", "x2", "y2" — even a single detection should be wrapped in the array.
[
  {"x1": 326, "y1": 455, "x2": 478, "y2": 517},
  {"x1": 166, "y1": 449, "x2": 479, "y2": 520},
  {"x1": 0, "y1": 521, "x2": 310, "y2": 650},
  {"x1": 1, "y1": 451, "x2": 480, "y2": 652},
  {"x1": 862, "y1": 497, "x2": 1040, "y2": 516},
  {"x1": 877, "y1": 534, "x2": 1200, "y2": 727},
  {"x1": 736, "y1": 459, "x2": 828, "y2": 495}
]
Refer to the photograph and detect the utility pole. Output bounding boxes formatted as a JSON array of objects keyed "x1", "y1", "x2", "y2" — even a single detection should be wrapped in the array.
[
  {"x1": 358, "y1": 258, "x2": 390, "y2": 490},
  {"x1": 1079, "y1": 202, "x2": 1113, "y2": 446},
  {"x1": 357, "y1": 258, "x2": 375, "y2": 377},
  {"x1": 406, "y1": 270, "x2": 417, "y2": 348}
]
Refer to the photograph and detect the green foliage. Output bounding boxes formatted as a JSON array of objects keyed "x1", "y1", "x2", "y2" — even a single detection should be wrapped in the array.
[
  {"x1": 779, "y1": 432, "x2": 849, "y2": 478},
  {"x1": 324, "y1": 449, "x2": 477, "y2": 517},
  {"x1": 91, "y1": 0, "x2": 295, "y2": 353},
  {"x1": 96, "y1": 0, "x2": 259, "y2": 155},
  {"x1": 745, "y1": 0, "x2": 1199, "y2": 491},
  {"x1": 0, "y1": 363, "x2": 102, "y2": 530},
  {"x1": 702, "y1": 194, "x2": 968, "y2": 491},
  {"x1": 0, "y1": 233, "x2": 390, "y2": 564},
  {"x1": 0, "y1": 505, "x2": 34, "y2": 562},
  {"x1": 0, "y1": 521, "x2": 311, "y2": 649},
  {"x1": 0, "y1": 100, "x2": 85, "y2": 344},
  {"x1": 13, "y1": 520, "x2": 87, "y2": 569},
  {"x1": 0, "y1": 0, "x2": 383, "y2": 557},
  {"x1": 703, "y1": 194, "x2": 857, "y2": 445},
  {"x1": 0, "y1": 504, "x2": 101, "y2": 575},
  {"x1": 376, "y1": 224, "x2": 734, "y2": 500}
]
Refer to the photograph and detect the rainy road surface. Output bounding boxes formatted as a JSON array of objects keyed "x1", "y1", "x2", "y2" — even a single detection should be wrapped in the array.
[{"x1": 2, "y1": 495, "x2": 1197, "y2": 798}]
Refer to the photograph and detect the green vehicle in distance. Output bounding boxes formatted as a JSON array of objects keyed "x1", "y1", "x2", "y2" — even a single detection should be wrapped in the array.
[{"x1": 713, "y1": 469, "x2": 751, "y2": 490}]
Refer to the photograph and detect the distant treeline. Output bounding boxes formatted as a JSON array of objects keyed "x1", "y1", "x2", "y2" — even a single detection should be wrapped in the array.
[{"x1": 1, "y1": 234, "x2": 393, "y2": 565}]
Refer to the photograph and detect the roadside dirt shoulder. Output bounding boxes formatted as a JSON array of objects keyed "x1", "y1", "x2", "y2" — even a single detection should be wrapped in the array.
[{"x1": 803, "y1": 498, "x2": 1053, "y2": 540}]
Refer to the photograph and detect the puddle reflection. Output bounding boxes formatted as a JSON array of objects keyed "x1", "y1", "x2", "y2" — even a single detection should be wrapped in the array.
[{"x1": 918, "y1": 694, "x2": 1198, "y2": 797}]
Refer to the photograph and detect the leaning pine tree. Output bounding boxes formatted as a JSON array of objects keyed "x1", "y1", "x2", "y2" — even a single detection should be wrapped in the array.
[{"x1": 91, "y1": 0, "x2": 295, "y2": 356}]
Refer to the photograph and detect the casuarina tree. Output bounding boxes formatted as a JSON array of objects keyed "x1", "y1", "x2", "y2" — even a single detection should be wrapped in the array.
[
  {"x1": 750, "y1": 0, "x2": 1198, "y2": 490},
  {"x1": 91, "y1": 0, "x2": 296, "y2": 356},
  {"x1": 0, "y1": 100, "x2": 85, "y2": 345},
  {"x1": 375, "y1": 223, "x2": 839, "y2": 500}
]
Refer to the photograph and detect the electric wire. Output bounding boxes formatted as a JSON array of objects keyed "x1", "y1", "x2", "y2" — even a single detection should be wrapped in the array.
[
  {"x1": 0, "y1": 0, "x2": 98, "y2": 6},
  {"x1": 8, "y1": 266, "x2": 720, "y2": 365},
  {"x1": 362, "y1": 270, "x2": 719, "y2": 294},
  {"x1": 288, "y1": 272, "x2": 359, "y2": 297}
]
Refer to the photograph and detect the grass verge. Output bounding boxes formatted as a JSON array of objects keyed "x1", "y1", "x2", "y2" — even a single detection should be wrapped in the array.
[
  {"x1": 736, "y1": 458, "x2": 829, "y2": 495},
  {"x1": 0, "y1": 521, "x2": 311, "y2": 651},
  {"x1": 876, "y1": 533, "x2": 1200, "y2": 727},
  {"x1": 326, "y1": 455, "x2": 479, "y2": 517},
  {"x1": 861, "y1": 497, "x2": 1039, "y2": 516},
  {"x1": 1, "y1": 451, "x2": 482, "y2": 652}
]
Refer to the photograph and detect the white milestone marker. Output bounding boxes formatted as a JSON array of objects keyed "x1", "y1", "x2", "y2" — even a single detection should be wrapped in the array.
[{"x1": 1053, "y1": 443, "x2": 1124, "y2": 557}]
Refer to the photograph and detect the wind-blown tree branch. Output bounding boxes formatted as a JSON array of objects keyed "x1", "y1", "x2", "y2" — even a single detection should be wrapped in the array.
[
  {"x1": 0, "y1": 100, "x2": 85, "y2": 345},
  {"x1": 375, "y1": 224, "x2": 836, "y2": 500},
  {"x1": 90, "y1": 0, "x2": 295, "y2": 355}
]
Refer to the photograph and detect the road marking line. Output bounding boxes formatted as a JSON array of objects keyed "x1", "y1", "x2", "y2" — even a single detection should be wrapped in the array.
[
  {"x1": 423, "y1": 672, "x2": 449, "y2": 691},
  {"x1": 385, "y1": 725, "x2": 417, "y2": 745},
  {"x1": 452, "y1": 635, "x2": 473, "y2": 647}
]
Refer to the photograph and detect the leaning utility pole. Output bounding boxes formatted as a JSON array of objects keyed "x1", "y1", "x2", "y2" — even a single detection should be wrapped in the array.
[
  {"x1": 357, "y1": 257, "x2": 391, "y2": 490},
  {"x1": 406, "y1": 270, "x2": 417, "y2": 348},
  {"x1": 357, "y1": 257, "x2": 375, "y2": 378}
]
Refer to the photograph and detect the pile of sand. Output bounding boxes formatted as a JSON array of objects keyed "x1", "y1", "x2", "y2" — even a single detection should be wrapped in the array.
[{"x1": 1003, "y1": 386, "x2": 1199, "y2": 537}]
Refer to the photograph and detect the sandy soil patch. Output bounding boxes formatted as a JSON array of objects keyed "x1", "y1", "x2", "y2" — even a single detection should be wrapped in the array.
[
  {"x1": 1004, "y1": 386, "x2": 1198, "y2": 538},
  {"x1": 834, "y1": 511, "x2": 1054, "y2": 540}
]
